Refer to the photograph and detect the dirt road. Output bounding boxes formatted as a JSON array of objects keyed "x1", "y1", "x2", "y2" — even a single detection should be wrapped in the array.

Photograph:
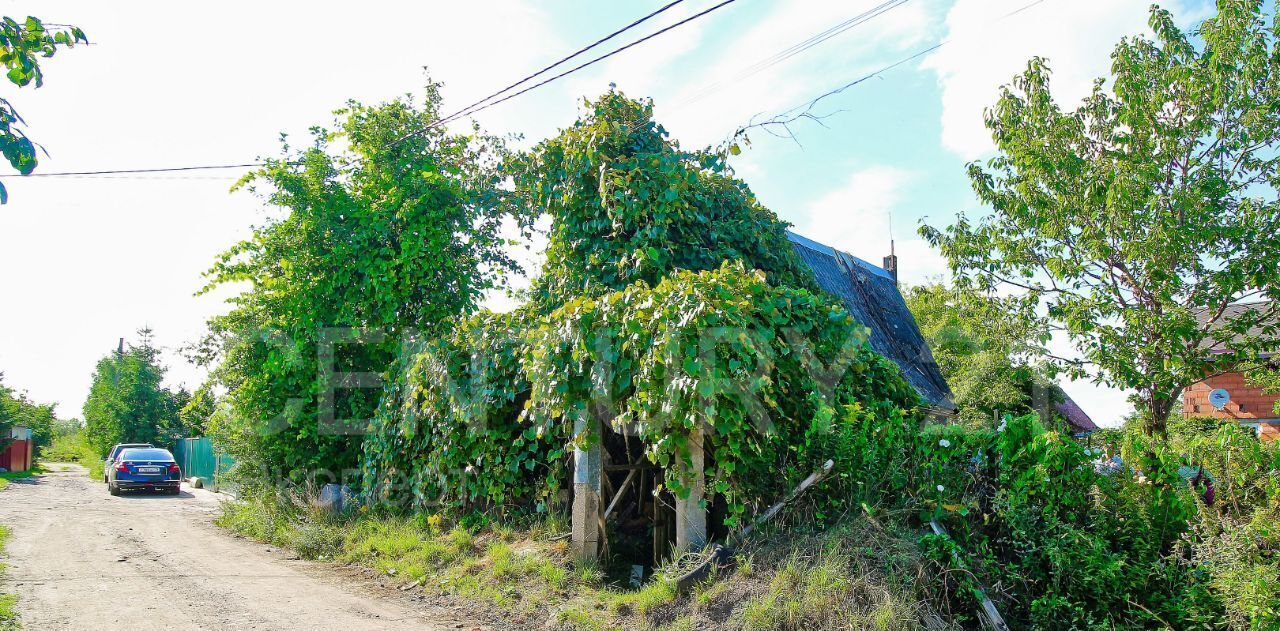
[{"x1": 0, "y1": 464, "x2": 476, "y2": 630}]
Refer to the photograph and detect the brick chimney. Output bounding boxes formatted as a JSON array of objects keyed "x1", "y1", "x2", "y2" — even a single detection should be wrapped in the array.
[{"x1": 883, "y1": 239, "x2": 898, "y2": 285}]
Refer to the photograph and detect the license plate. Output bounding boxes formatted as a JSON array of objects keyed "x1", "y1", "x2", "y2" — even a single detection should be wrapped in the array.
[{"x1": 137, "y1": 466, "x2": 162, "y2": 474}]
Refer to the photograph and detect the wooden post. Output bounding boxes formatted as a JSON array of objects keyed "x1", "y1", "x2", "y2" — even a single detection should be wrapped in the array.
[
  {"x1": 571, "y1": 416, "x2": 602, "y2": 561},
  {"x1": 675, "y1": 428, "x2": 707, "y2": 553}
]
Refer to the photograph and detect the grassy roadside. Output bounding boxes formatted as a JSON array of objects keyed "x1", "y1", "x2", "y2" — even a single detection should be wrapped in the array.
[
  {"x1": 218, "y1": 493, "x2": 945, "y2": 630},
  {"x1": 0, "y1": 524, "x2": 18, "y2": 630},
  {"x1": 0, "y1": 468, "x2": 41, "y2": 493}
]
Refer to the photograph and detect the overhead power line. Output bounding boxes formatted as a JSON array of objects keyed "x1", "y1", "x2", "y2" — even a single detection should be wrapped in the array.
[
  {"x1": 6, "y1": 0, "x2": 1048, "y2": 181},
  {"x1": 676, "y1": 0, "x2": 913, "y2": 110},
  {"x1": 433, "y1": 0, "x2": 689, "y2": 128},
  {"x1": 736, "y1": 0, "x2": 1050, "y2": 142},
  {"x1": 6, "y1": 2, "x2": 732, "y2": 179},
  {"x1": 0, "y1": 163, "x2": 272, "y2": 178},
  {"x1": 397, "y1": 0, "x2": 742, "y2": 142}
]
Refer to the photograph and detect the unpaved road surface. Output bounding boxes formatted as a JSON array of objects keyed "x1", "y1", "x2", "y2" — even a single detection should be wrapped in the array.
[{"x1": 0, "y1": 464, "x2": 477, "y2": 630}]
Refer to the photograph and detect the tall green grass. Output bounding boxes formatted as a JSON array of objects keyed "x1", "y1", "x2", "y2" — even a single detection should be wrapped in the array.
[
  {"x1": 217, "y1": 491, "x2": 942, "y2": 629},
  {"x1": 0, "y1": 524, "x2": 19, "y2": 630}
]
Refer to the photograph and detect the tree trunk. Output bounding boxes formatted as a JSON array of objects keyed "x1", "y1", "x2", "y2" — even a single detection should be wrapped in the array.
[{"x1": 1144, "y1": 388, "x2": 1176, "y2": 438}]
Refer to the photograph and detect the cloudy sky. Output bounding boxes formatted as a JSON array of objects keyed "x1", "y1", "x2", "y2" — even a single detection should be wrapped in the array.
[{"x1": 0, "y1": 0, "x2": 1208, "y2": 423}]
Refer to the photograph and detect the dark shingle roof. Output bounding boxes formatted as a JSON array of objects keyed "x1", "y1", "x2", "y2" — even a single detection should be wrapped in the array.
[
  {"x1": 1195, "y1": 301, "x2": 1279, "y2": 356},
  {"x1": 787, "y1": 231, "x2": 955, "y2": 412},
  {"x1": 1053, "y1": 391, "x2": 1098, "y2": 434}
]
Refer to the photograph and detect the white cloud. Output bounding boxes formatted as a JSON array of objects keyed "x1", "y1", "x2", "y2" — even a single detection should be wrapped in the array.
[
  {"x1": 663, "y1": 0, "x2": 936, "y2": 147},
  {"x1": 791, "y1": 165, "x2": 948, "y2": 285},
  {"x1": 922, "y1": 0, "x2": 1195, "y2": 160}
]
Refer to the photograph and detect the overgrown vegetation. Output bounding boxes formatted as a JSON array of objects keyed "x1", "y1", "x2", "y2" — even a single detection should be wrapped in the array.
[
  {"x1": 364, "y1": 262, "x2": 919, "y2": 521},
  {"x1": 218, "y1": 485, "x2": 944, "y2": 630},
  {"x1": 233, "y1": 406, "x2": 1280, "y2": 629},
  {"x1": 0, "y1": 524, "x2": 17, "y2": 630},
  {"x1": 41, "y1": 429, "x2": 103, "y2": 478},
  {"x1": 206, "y1": 3, "x2": 1280, "y2": 629}
]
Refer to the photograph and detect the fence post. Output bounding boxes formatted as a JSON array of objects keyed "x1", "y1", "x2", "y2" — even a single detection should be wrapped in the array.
[
  {"x1": 675, "y1": 427, "x2": 707, "y2": 553},
  {"x1": 570, "y1": 416, "x2": 602, "y2": 562}
]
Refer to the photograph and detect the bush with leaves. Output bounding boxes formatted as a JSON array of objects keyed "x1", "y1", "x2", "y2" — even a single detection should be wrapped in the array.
[
  {"x1": 905, "y1": 412, "x2": 1278, "y2": 628},
  {"x1": 362, "y1": 310, "x2": 545, "y2": 512},
  {"x1": 199, "y1": 82, "x2": 519, "y2": 480}
]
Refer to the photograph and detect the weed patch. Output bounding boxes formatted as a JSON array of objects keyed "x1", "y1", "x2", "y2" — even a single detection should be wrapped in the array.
[
  {"x1": 0, "y1": 524, "x2": 19, "y2": 630},
  {"x1": 218, "y1": 491, "x2": 944, "y2": 630}
]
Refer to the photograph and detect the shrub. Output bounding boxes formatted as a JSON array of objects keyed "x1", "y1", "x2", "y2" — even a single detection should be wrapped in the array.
[{"x1": 363, "y1": 263, "x2": 922, "y2": 522}]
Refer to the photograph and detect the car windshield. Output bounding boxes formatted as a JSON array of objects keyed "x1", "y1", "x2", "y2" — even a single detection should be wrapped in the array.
[
  {"x1": 119, "y1": 448, "x2": 174, "y2": 461},
  {"x1": 110, "y1": 444, "x2": 150, "y2": 456}
]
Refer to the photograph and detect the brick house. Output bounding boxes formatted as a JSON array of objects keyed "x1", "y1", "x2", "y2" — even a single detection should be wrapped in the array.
[
  {"x1": 1183, "y1": 373, "x2": 1280, "y2": 440},
  {"x1": 1182, "y1": 301, "x2": 1280, "y2": 440}
]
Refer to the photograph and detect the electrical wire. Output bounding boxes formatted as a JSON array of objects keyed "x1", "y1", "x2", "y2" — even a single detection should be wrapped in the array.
[
  {"x1": 3, "y1": 0, "x2": 1051, "y2": 180},
  {"x1": 737, "y1": 0, "x2": 1050, "y2": 139},
  {"x1": 431, "y1": 0, "x2": 690, "y2": 128},
  {"x1": 3, "y1": 3, "x2": 729, "y2": 178},
  {"x1": 0, "y1": 163, "x2": 272, "y2": 178},
  {"x1": 675, "y1": 0, "x2": 912, "y2": 110},
  {"x1": 397, "y1": 0, "x2": 742, "y2": 142}
]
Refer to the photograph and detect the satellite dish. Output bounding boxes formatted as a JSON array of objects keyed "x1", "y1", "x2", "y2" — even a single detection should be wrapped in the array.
[{"x1": 1209, "y1": 388, "x2": 1230, "y2": 410}]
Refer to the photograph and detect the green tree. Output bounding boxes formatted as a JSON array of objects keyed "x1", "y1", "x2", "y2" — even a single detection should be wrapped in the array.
[
  {"x1": 198, "y1": 82, "x2": 518, "y2": 478},
  {"x1": 511, "y1": 89, "x2": 817, "y2": 312},
  {"x1": 904, "y1": 282, "x2": 1061, "y2": 427},
  {"x1": 178, "y1": 382, "x2": 217, "y2": 437},
  {"x1": 922, "y1": 0, "x2": 1280, "y2": 435},
  {"x1": 0, "y1": 371, "x2": 60, "y2": 454},
  {"x1": 0, "y1": 16, "x2": 88, "y2": 203},
  {"x1": 82, "y1": 329, "x2": 187, "y2": 455}
]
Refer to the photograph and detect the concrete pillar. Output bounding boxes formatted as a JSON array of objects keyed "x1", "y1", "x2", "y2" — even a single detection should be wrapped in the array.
[
  {"x1": 675, "y1": 428, "x2": 707, "y2": 553},
  {"x1": 570, "y1": 416, "x2": 602, "y2": 561}
]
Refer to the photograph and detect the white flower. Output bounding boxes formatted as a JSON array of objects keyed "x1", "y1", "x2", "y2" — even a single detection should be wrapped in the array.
[
  {"x1": 936, "y1": 484, "x2": 945, "y2": 492},
  {"x1": 938, "y1": 439, "x2": 951, "y2": 448}
]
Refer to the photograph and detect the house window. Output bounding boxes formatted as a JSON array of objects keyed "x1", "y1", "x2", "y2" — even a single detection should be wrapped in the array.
[{"x1": 1239, "y1": 403, "x2": 1246, "y2": 412}]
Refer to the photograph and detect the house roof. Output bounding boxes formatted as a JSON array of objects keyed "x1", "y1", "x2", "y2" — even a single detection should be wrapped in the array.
[
  {"x1": 787, "y1": 231, "x2": 955, "y2": 412},
  {"x1": 1196, "y1": 301, "x2": 1278, "y2": 356},
  {"x1": 1053, "y1": 392, "x2": 1098, "y2": 434}
]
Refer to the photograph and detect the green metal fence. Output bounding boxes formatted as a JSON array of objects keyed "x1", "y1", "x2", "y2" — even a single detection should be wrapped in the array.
[{"x1": 172, "y1": 437, "x2": 235, "y2": 491}]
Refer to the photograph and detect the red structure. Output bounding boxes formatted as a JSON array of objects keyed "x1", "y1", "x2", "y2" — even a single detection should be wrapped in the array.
[
  {"x1": 1, "y1": 425, "x2": 34, "y2": 472},
  {"x1": 1180, "y1": 302, "x2": 1280, "y2": 440},
  {"x1": 1184, "y1": 373, "x2": 1280, "y2": 440}
]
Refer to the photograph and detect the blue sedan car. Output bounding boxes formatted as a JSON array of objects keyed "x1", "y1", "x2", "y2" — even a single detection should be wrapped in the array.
[{"x1": 107, "y1": 447, "x2": 182, "y2": 496}]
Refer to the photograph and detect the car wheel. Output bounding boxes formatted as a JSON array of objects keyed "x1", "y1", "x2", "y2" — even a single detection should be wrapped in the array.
[
  {"x1": 168, "y1": 486, "x2": 181, "y2": 496},
  {"x1": 108, "y1": 483, "x2": 119, "y2": 496}
]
